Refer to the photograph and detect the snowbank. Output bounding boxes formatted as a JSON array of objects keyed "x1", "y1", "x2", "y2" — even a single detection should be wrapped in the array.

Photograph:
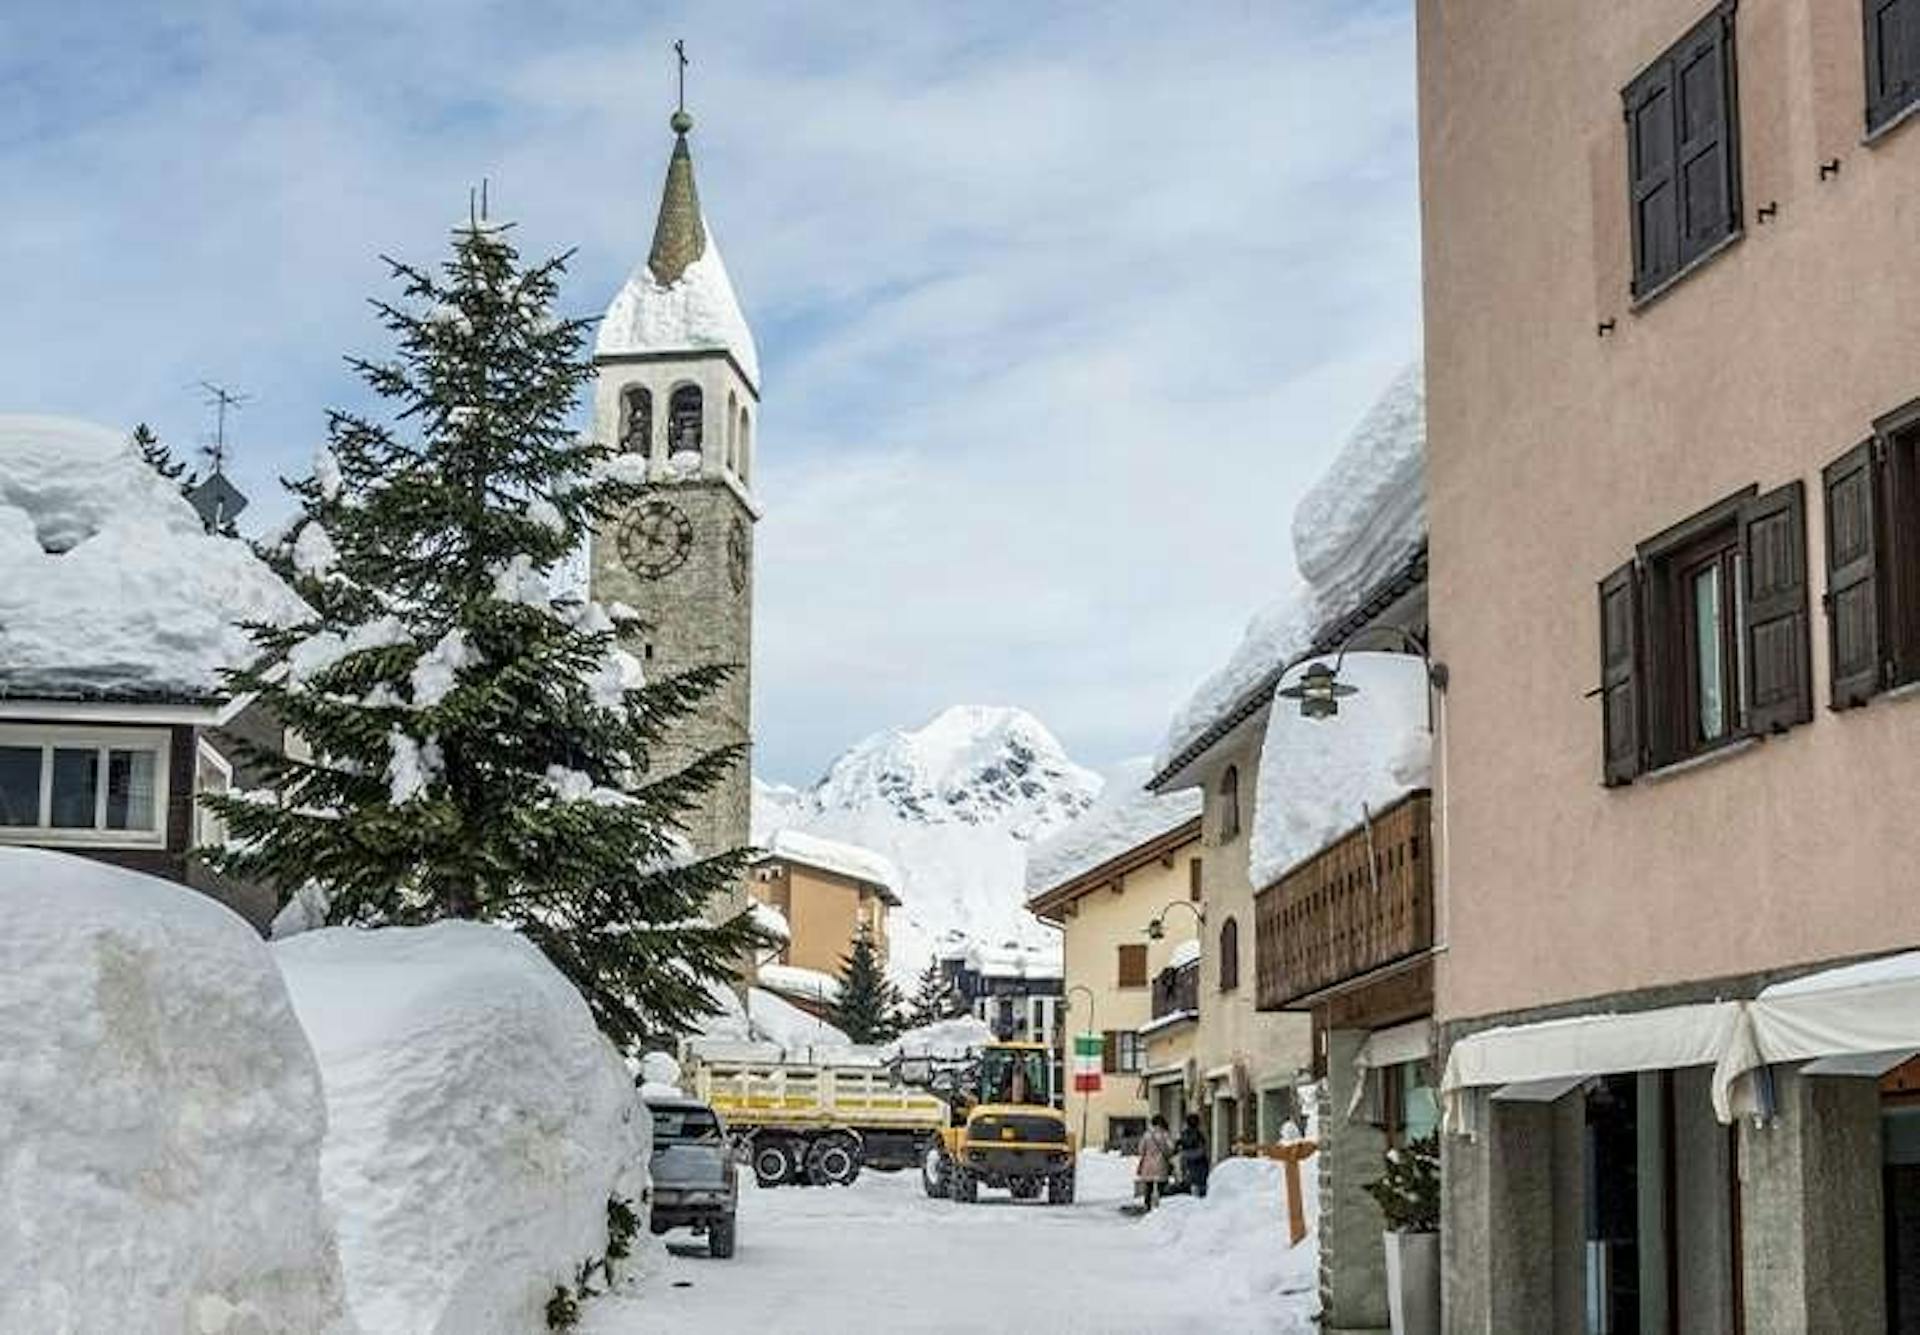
[
  {"x1": 1158, "y1": 364, "x2": 1425, "y2": 770},
  {"x1": 748, "y1": 986, "x2": 854, "y2": 1054},
  {"x1": 1248, "y1": 653, "x2": 1432, "y2": 889},
  {"x1": 0, "y1": 849, "x2": 354, "y2": 1335},
  {"x1": 275, "y1": 923, "x2": 647, "y2": 1335},
  {"x1": 1140, "y1": 1155, "x2": 1320, "y2": 1325},
  {"x1": 1024, "y1": 757, "x2": 1202, "y2": 896},
  {"x1": 879, "y1": 1016, "x2": 996, "y2": 1062},
  {"x1": 0, "y1": 416, "x2": 307, "y2": 699},
  {"x1": 596, "y1": 230, "x2": 760, "y2": 388},
  {"x1": 763, "y1": 827, "x2": 902, "y2": 895}
]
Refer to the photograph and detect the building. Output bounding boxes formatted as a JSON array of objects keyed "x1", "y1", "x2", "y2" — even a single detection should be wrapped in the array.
[
  {"x1": 1141, "y1": 944, "x2": 1202, "y2": 1132},
  {"x1": 0, "y1": 416, "x2": 304, "y2": 930},
  {"x1": 749, "y1": 829, "x2": 902, "y2": 977},
  {"x1": 940, "y1": 942, "x2": 1065, "y2": 1051},
  {"x1": 1420, "y1": 2, "x2": 1920, "y2": 1330},
  {"x1": 1026, "y1": 777, "x2": 1204, "y2": 1152},
  {"x1": 589, "y1": 101, "x2": 759, "y2": 895}
]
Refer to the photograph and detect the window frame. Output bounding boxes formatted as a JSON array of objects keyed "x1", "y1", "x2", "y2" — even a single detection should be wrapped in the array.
[
  {"x1": 1639, "y1": 490, "x2": 1752, "y2": 768},
  {"x1": 1218, "y1": 916, "x2": 1241, "y2": 993},
  {"x1": 1864, "y1": 0, "x2": 1920, "y2": 139},
  {"x1": 0, "y1": 725, "x2": 172, "y2": 849},
  {"x1": 1217, "y1": 765, "x2": 1241, "y2": 843},
  {"x1": 1623, "y1": 2, "x2": 1744, "y2": 307},
  {"x1": 1826, "y1": 400, "x2": 1920, "y2": 706}
]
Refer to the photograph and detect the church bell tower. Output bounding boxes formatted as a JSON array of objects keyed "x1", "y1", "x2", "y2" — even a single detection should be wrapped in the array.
[{"x1": 589, "y1": 95, "x2": 759, "y2": 882}]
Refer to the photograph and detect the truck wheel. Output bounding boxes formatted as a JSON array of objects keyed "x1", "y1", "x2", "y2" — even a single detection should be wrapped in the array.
[
  {"x1": 1048, "y1": 1170, "x2": 1076, "y2": 1205},
  {"x1": 807, "y1": 1134, "x2": 861, "y2": 1187},
  {"x1": 951, "y1": 1165, "x2": 979, "y2": 1203},
  {"x1": 708, "y1": 1214, "x2": 737, "y2": 1259},
  {"x1": 922, "y1": 1145, "x2": 952, "y2": 1199},
  {"x1": 752, "y1": 1139, "x2": 795, "y2": 1189}
]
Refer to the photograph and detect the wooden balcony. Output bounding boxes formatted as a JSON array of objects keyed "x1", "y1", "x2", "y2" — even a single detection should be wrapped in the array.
[
  {"x1": 1151, "y1": 960, "x2": 1199, "y2": 1021},
  {"x1": 1256, "y1": 790, "x2": 1433, "y2": 1011}
]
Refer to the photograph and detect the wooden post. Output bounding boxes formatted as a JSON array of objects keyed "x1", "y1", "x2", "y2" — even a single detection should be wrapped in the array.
[{"x1": 1237, "y1": 1139, "x2": 1319, "y2": 1247}]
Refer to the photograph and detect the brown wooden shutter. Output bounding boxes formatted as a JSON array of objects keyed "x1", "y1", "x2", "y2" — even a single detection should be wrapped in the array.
[
  {"x1": 1740, "y1": 482, "x2": 1814, "y2": 733},
  {"x1": 1188, "y1": 857, "x2": 1203, "y2": 902},
  {"x1": 1625, "y1": 56, "x2": 1680, "y2": 295},
  {"x1": 1824, "y1": 440, "x2": 1886, "y2": 708},
  {"x1": 1672, "y1": 9, "x2": 1739, "y2": 267},
  {"x1": 1101, "y1": 1030, "x2": 1118, "y2": 1075},
  {"x1": 1117, "y1": 943, "x2": 1147, "y2": 988},
  {"x1": 1599, "y1": 561, "x2": 1645, "y2": 784},
  {"x1": 1865, "y1": 0, "x2": 1920, "y2": 133}
]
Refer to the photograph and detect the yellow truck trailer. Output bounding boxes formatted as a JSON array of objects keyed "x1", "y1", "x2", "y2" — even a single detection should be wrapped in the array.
[{"x1": 685, "y1": 1051, "x2": 949, "y2": 1188}]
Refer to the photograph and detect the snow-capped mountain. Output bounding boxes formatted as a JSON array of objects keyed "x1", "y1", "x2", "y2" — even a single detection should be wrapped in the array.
[{"x1": 754, "y1": 706, "x2": 1102, "y2": 980}]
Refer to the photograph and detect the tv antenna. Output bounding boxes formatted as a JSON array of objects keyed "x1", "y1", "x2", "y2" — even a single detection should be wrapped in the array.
[{"x1": 196, "y1": 380, "x2": 251, "y2": 475}]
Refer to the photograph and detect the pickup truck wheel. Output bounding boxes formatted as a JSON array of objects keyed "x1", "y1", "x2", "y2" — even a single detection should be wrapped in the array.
[
  {"x1": 1047, "y1": 1169, "x2": 1076, "y2": 1205},
  {"x1": 752, "y1": 1139, "x2": 795, "y2": 1189},
  {"x1": 806, "y1": 1135, "x2": 861, "y2": 1187},
  {"x1": 922, "y1": 1145, "x2": 952, "y2": 1199},
  {"x1": 708, "y1": 1214, "x2": 737, "y2": 1259}
]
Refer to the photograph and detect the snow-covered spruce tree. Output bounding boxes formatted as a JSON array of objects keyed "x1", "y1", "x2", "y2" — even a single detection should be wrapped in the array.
[
  {"x1": 203, "y1": 214, "x2": 768, "y2": 1048},
  {"x1": 906, "y1": 958, "x2": 956, "y2": 1028},
  {"x1": 830, "y1": 928, "x2": 904, "y2": 1043}
]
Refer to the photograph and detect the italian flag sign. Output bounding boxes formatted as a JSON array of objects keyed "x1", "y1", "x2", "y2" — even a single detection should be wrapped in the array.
[{"x1": 1072, "y1": 1032, "x2": 1103, "y2": 1093}]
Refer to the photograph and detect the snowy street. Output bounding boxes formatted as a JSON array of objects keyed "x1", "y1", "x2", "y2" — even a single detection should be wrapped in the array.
[{"x1": 584, "y1": 1152, "x2": 1317, "y2": 1335}]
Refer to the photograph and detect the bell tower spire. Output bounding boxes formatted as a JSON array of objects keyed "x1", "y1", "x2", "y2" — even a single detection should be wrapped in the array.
[{"x1": 648, "y1": 41, "x2": 707, "y2": 286}]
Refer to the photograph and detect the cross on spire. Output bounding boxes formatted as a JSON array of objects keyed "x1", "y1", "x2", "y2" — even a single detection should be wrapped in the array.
[{"x1": 675, "y1": 39, "x2": 688, "y2": 115}]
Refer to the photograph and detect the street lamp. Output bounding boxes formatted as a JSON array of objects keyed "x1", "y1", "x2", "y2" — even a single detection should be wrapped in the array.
[
  {"x1": 1145, "y1": 897, "x2": 1205, "y2": 941},
  {"x1": 1274, "y1": 624, "x2": 1449, "y2": 721},
  {"x1": 1064, "y1": 984, "x2": 1097, "y2": 1151}
]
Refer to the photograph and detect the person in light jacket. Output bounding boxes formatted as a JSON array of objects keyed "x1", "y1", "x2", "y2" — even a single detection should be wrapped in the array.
[{"x1": 1136, "y1": 1114, "x2": 1177, "y2": 1210}]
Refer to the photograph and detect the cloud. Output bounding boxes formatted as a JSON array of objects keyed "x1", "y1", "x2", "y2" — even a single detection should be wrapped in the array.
[{"x1": 0, "y1": 0, "x2": 1421, "y2": 783}]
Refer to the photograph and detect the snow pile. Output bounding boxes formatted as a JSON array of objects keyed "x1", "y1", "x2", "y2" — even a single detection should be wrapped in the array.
[
  {"x1": 746, "y1": 988, "x2": 855, "y2": 1057},
  {"x1": 757, "y1": 962, "x2": 843, "y2": 1003},
  {"x1": 880, "y1": 1016, "x2": 996, "y2": 1062},
  {"x1": 1159, "y1": 364, "x2": 1425, "y2": 769},
  {"x1": 0, "y1": 849, "x2": 354, "y2": 1335},
  {"x1": 1025, "y1": 757, "x2": 1202, "y2": 896},
  {"x1": 755, "y1": 706, "x2": 1100, "y2": 981},
  {"x1": 1248, "y1": 653, "x2": 1432, "y2": 889},
  {"x1": 275, "y1": 922, "x2": 648, "y2": 1335},
  {"x1": 1140, "y1": 1155, "x2": 1320, "y2": 1325},
  {"x1": 747, "y1": 898, "x2": 791, "y2": 945},
  {"x1": 0, "y1": 416, "x2": 307, "y2": 699},
  {"x1": 764, "y1": 827, "x2": 902, "y2": 894},
  {"x1": 596, "y1": 229, "x2": 760, "y2": 388},
  {"x1": 639, "y1": 1051, "x2": 685, "y2": 1102}
]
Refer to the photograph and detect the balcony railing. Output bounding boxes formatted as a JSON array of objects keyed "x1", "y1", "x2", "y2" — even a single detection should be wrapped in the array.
[
  {"x1": 1151, "y1": 960, "x2": 1199, "y2": 1020},
  {"x1": 1256, "y1": 790, "x2": 1433, "y2": 1010}
]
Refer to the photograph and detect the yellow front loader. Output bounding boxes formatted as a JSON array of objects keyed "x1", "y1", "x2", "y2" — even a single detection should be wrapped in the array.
[{"x1": 913, "y1": 1041, "x2": 1077, "y2": 1205}]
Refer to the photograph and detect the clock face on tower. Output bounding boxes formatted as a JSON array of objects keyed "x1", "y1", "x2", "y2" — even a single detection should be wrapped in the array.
[{"x1": 617, "y1": 500, "x2": 695, "y2": 580}]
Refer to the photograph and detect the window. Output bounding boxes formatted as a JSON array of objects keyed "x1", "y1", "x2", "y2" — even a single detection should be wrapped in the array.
[
  {"x1": 1117, "y1": 942, "x2": 1148, "y2": 988},
  {"x1": 1825, "y1": 406, "x2": 1920, "y2": 707},
  {"x1": 1100, "y1": 1031, "x2": 1143, "y2": 1075},
  {"x1": 1218, "y1": 917, "x2": 1241, "y2": 993},
  {"x1": 1623, "y1": 4, "x2": 1741, "y2": 301},
  {"x1": 1188, "y1": 856, "x2": 1203, "y2": 902},
  {"x1": 0, "y1": 727, "x2": 170, "y2": 846},
  {"x1": 725, "y1": 390, "x2": 739, "y2": 472},
  {"x1": 738, "y1": 407, "x2": 752, "y2": 483},
  {"x1": 1598, "y1": 483, "x2": 1810, "y2": 783},
  {"x1": 193, "y1": 738, "x2": 232, "y2": 850},
  {"x1": 1218, "y1": 765, "x2": 1241, "y2": 842},
  {"x1": 619, "y1": 386, "x2": 652, "y2": 455},
  {"x1": 1866, "y1": 0, "x2": 1920, "y2": 135},
  {"x1": 668, "y1": 385, "x2": 702, "y2": 457}
]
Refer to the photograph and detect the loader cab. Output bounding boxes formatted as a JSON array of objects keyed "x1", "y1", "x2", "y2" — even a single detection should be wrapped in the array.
[{"x1": 977, "y1": 1042, "x2": 1052, "y2": 1109}]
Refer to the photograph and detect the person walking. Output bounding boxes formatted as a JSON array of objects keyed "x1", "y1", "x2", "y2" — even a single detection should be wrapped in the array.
[
  {"x1": 1136, "y1": 1114, "x2": 1176, "y2": 1211},
  {"x1": 1177, "y1": 1112, "x2": 1210, "y2": 1199}
]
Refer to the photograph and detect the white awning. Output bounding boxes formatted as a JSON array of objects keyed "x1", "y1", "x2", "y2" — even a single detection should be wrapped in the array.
[
  {"x1": 1141, "y1": 1064, "x2": 1187, "y2": 1089},
  {"x1": 1442, "y1": 1001, "x2": 1743, "y2": 1135},
  {"x1": 1712, "y1": 952, "x2": 1920, "y2": 1121},
  {"x1": 1345, "y1": 1018, "x2": 1435, "y2": 1121}
]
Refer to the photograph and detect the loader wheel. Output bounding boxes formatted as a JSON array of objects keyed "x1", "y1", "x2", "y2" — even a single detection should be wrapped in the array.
[
  {"x1": 1048, "y1": 1169, "x2": 1076, "y2": 1205},
  {"x1": 922, "y1": 1145, "x2": 953, "y2": 1199},
  {"x1": 952, "y1": 1165, "x2": 980, "y2": 1203},
  {"x1": 753, "y1": 1139, "x2": 796, "y2": 1189},
  {"x1": 1009, "y1": 1177, "x2": 1041, "y2": 1201},
  {"x1": 807, "y1": 1134, "x2": 861, "y2": 1187}
]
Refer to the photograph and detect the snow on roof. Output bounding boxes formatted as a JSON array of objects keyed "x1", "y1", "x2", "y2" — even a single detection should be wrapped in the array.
[
  {"x1": 1247, "y1": 652, "x2": 1432, "y2": 890},
  {"x1": 944, "y1": 939, "x2": 1064, "y2": 981},
  {"x1": 1167, "y1": 938, "x2": 1202, "y2": 971},
  {"x1": 1157, "y1": 363, "x2": 1425, "y2": 772},
  {"x1": 0, "y1": 416, "x2": 306, "y2": 701},
  {"x1": 756, "y1": 962, "x2": 843, "y2": 1004},
  {"x1": 595, "y1": 230, "x2": 760, "y2": 389},
  {"x1": 1024, "y1": 757, "x2": 1202, "y2": 898},
  {"x1": 762, "y1": 828, "x2": 902, "y2": 899}
]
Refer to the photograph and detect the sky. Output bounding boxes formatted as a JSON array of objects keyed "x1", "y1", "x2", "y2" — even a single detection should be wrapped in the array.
[{"x1": 0, "y1": 0, "x2": 1422, "y2": 787}]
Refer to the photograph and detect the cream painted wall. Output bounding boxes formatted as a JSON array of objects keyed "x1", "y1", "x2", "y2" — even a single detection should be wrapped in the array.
[
  {"x1": 1046, "y1": 828, "x2": 1200, "y2": 1149},
  {"x1": 1420, "y1": 0, "x2": 1920, "y2": 1024}
]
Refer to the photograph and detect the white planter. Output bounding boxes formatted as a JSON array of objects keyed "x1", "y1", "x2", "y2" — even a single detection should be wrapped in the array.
[{"x1": 1384, "y1": 1231, "x2": 1440, "y2": 1335}]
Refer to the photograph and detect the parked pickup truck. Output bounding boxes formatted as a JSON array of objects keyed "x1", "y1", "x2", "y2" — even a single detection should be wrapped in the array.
[{"x1": 645, "y1": 1093, "x2": 738, "y2": 1259}]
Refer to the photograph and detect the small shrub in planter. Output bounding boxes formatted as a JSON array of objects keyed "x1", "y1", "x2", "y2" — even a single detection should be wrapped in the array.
[{"x1": 1364, "y1": 1133, "x2": 1439, "y2": 1233}]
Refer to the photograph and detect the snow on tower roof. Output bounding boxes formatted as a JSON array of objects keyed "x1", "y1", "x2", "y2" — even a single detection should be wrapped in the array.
[
  {"x1": 759, "y1": 828, "x2": 903, "y2": 904},
  {"x1": 0, "y1": 416, "x2": 307, "y2": 704},
  {"x1": 595, "y1": 113, "x2": 760, "y2": 391}
]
